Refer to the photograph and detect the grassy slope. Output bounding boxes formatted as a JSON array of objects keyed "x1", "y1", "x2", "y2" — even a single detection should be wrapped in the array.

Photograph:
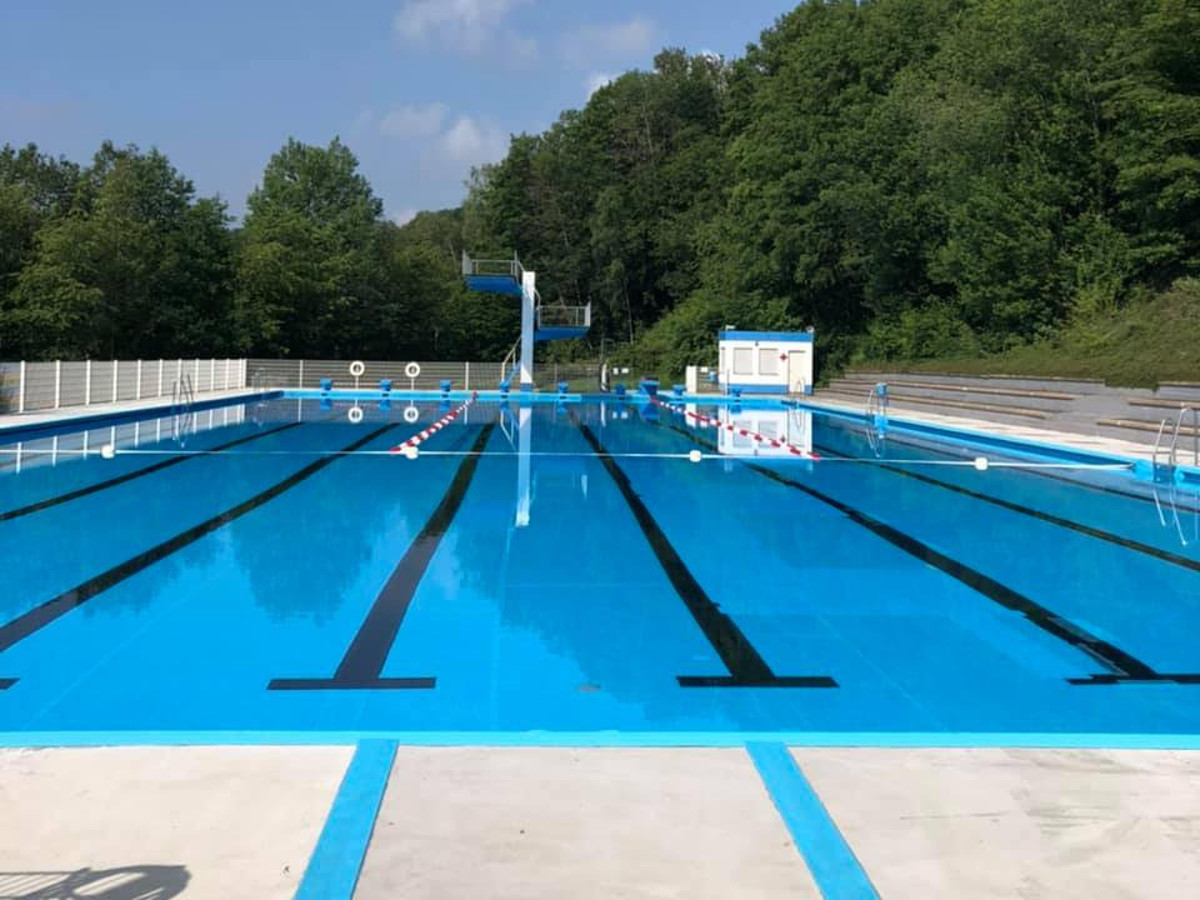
[{"x1": 851, "y1": 279, "x2": 1200, "y2": 388}]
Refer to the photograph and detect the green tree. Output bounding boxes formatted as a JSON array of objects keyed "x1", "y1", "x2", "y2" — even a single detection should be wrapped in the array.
[
  {"x1": 465, "y1": 49, "x2": 731, "y2": 356},
  {"x1": 0, "y1": 144, "x2": 82, "y2": 354},
  {"x1": 235, "y1": 138, "x2": 385, "y2": 357},
  {"x1": 2, "y1": 142, "x2": 232, "y2": 358},
  {"x1": 1100, "y1": 0, "x2": 1200, "y2": 285}
]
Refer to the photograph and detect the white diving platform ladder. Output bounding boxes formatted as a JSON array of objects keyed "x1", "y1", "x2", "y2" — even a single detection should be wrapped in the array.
[{"x1": 865, "y1": 381, "x2": 889, "y2": 457}]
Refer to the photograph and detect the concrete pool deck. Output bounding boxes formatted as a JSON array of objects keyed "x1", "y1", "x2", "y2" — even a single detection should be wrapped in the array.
[
  {"x1": 3, "y1": 745, "x2": 1198, "y2": 899},
  {"x1": 0, "y1": 745, "x2": 350, "y2": 899}
]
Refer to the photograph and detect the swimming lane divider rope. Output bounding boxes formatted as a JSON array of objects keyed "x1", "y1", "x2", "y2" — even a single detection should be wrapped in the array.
[
  {"x1": 653, "y1": 395, "x2": 820, "y2": 459},
  {"x1": 811, "y1": 442, "x2": 1200, "y2": 575},
  {"x1": 879, "y1": 429, "x2": 1199, "y2": 514},
  {"x1": 388, "y1": 392, "x2": 477, "y2": 455},
  {"x1": 50, "y1": 448, "x2": 1139, "y2": 470},
  {"x1": 268, "y1": 423, "x2": 497, "y2": 692},
  {"x1": 572, "y1": 413, "x2": 836, "y2": 689},
  {"x1": 0, "y1": 422, "x2": 401, "y2": 690},
  {"x1": 32, "y1": 449, "x2": 714, "y2": 459},
  {"x1": 0, "y1": 422, "x2": 305, "y2": 523},
  {"x1": 659, "y1": 420, "x2": 1200, "y2": 687}
]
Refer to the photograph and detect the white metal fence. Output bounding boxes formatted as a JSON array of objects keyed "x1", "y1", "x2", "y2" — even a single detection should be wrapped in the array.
[
  {"x1": 0, "y1": 359, "x2": 247, "y2": 414},
  {"x1": 246, "y1": 359, "x2": 602, "y2": 392},
  {"x1": 0, "y1": 357, "x2": 605, "y2": 413},
  {"x1": 247, "y1": 359, "x2": 500, "y2": 391}
]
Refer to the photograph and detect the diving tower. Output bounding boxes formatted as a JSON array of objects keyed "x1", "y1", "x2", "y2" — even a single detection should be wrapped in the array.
[{"x1": 462, "y1": 252, "x2": 591, "y2": 390}]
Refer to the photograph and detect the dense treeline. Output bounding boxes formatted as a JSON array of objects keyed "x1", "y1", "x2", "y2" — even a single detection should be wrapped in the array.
[
  {"x1": 0, "y1": 139, "x2": 512, "y2": 362},
  {"x1": 466, "y1": 0, "x2": 1199, "y2": 377},
  {"x1": 2, "y1": 0, "x2": 1198, "y2": 381}
]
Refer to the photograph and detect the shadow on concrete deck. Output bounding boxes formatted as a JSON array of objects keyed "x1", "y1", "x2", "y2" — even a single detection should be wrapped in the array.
[{"x1": 0, "y1": 866, "x2": 189, "y2": 899}]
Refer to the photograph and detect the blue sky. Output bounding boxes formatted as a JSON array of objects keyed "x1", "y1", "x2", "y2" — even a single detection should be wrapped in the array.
[{"x1": 1, "y1": 0, "x2": 796, "y2": 222}]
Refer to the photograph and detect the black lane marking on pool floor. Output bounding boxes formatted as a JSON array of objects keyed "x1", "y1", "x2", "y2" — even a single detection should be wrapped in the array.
[
  {"x1": 575, "y1": 419, "x2": 836, "y2": 689},
  {"x1": 0, "y1": 423, "x2": 400, "y2": 690},
  {"x1": 811, "y1": 442, "x2": 1200, "y2": 575},
  {"x1": 661, "y1": 421, "x2": 1200, "y2": 686},
  {"x1": 268, "y1": 424, "x2": 496, "y2": 691},
  {"x1": 0, "y1": 422, "x2": 304, "y2": 523}
]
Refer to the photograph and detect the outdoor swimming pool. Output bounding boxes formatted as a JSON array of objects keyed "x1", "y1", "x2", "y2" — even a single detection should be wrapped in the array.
[{"x1": 1, "y1": 394, "x2": 1198, "y2": 741}]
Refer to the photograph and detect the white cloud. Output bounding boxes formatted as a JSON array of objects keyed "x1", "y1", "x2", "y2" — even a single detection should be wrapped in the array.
[
  {"x1": 394, "y1": 0, "x2": 535, "y2": 55},
  {"x1": 393, "y1": 208, "x2": 420, "y2": 226},
  {"x1": 440, "y1": 115, "x2": 509, "y2": 166},
  {"x1": 585, "y1": 72, "x2": 614, "y2": 98},
  {"x1": 380, "y1": 102, "x2": 448, "y2": 139},
  {"x1": 559, "y1": 17, "x2": 656, "y2": 66}
]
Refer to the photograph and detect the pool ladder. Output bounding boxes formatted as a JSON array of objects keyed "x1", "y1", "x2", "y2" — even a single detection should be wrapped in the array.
[
  {"x1": 171, "y1": 372, "x2": 196, "y2": 445},
  {"x1": 1153, "y1": 481, "x2": 1199, "y2": 548},
  {"x1": 865, "y1": 382, "x2": 889, "y2": 457},
  {"x1": 250, "y1": 368, "x2": 269, "y2": 424},
  {"x1": 499, "y1": 337, "x2": 521, "y2": 387},
  {"x1": 498, "y1": 403, "x2": 518, "y2": 450},
  {"x1": 1153, "y1": 406, "x2": 1199, "y2": 470}
]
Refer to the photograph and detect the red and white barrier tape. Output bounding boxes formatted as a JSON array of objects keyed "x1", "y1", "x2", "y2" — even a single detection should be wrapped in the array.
[
  {"x1": 652, "y1": 396, "x2": 820, "y2": 460},
  {"x1": 389, "y1": 392, "x2": 478, "y2": 454}
]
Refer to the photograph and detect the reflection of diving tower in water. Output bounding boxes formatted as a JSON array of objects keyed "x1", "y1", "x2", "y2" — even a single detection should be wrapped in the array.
[
  {"x1": 493, "y1": 403, "x2": 548, "y2": 529},
  {"x1": 463, "y1": 251, "x2": 591, "y2": 528},
  {"x1": 461, "y1": 251, "x2": 592, "y2": 390},
  {"x1": 463, "y1": 252, "x2": 591, "y2": 529}
]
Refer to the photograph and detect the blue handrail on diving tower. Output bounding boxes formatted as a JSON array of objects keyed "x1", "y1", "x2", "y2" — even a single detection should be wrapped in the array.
[{"x1": 462, "y1": 251, "x2": 591, "y2": 390}]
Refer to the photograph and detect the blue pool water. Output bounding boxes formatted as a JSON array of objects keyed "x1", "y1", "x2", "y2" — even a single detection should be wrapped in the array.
[{"x1": 1, "y1": 395, "x2": 1198, "y2": 740}]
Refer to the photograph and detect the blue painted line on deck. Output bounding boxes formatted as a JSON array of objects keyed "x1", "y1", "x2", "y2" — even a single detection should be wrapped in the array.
[
  {"x1": 295, "y1": 739, "x2": 397, "y2": 900},
  {"x1": 747, "y1": 741, "x2": 879, "y2": 900}
]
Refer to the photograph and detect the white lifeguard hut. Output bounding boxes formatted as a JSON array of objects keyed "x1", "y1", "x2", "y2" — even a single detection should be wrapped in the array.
[{"x1": 716, "y1": 328, "x2": 814, "y2": 396}]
